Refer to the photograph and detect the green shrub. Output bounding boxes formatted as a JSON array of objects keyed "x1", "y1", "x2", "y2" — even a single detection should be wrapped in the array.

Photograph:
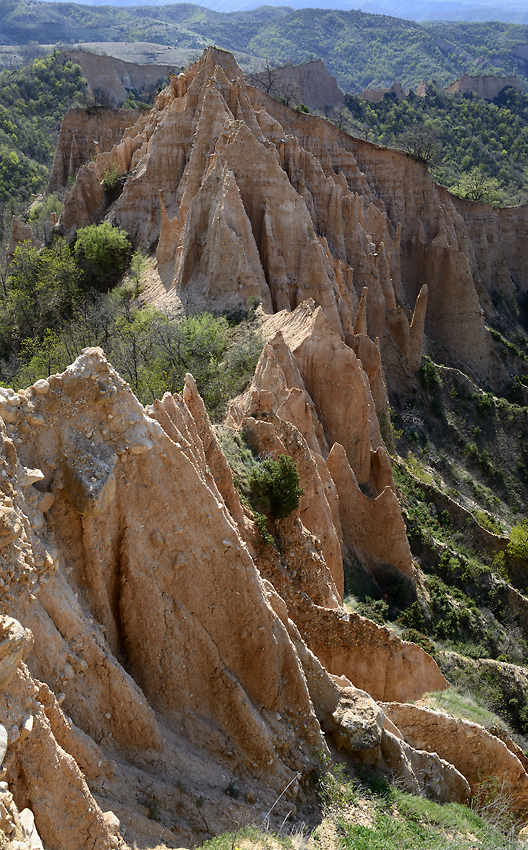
[
  {"x1": 5, "y1": 239, "x2": 82, "y2": 345},
  {"x1": 473, "y1": 509, "x2": 503, "y2": 535},
  {"x1": 398, "y1": 601, "x2": 426, "y2": 632},
  {"x1": 506, "y1": 518, "x2": 528, "y2": 559},
  {"x1": 401, "y1": 628, "x2": 436, "y2": 658},
  {"x1": 420, "y1": 356, "x2": 442, "y2": 391},
  {"x1": 253, "y1": 511, "x2": 274, "y2": 546},
  {"x1": 74, "y1": 221, "x2": 131, "y2": 291},
  {"x1": 471, "y1": 390, "x2": 494, "y2": 417},
  {"x1": 356, "y1": 596, "x2": 389, "y2": 624},
  {"x1": 249, "y1": 454, "x2": 304, "y2": 519}
]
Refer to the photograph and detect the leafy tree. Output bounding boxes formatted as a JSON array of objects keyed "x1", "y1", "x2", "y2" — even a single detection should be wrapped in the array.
[
  {"x1": 74, "y1": 222, "x2": 131, "y2": 292},
  {"x1": 506, "y1": 519, "x2": 528, "y2": 559},
  {"x1": 5, "y1": 239, "x2": 81, "y2": 345},
  {"x1": 454, "y1": 167, "x2": 500, "y2": 204},
  {"x1": 400, "y1": 125, "x2": 440, "y2": 165},
  {"x1": 0, "y1": 237, "x2": 263, "y2": 416},
  {"x1": 345, "y1": 82, "x2": 528, "y2": 205}
]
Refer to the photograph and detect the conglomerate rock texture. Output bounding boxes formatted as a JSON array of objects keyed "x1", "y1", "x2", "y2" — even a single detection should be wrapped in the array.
[{"x1": 3, "y1": 46, "x2": 528, "y2": 849}]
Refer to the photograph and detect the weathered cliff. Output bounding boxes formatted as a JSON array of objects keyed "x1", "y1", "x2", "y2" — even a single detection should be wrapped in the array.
[
  {"x1": 248, "y1": 58, "x2": 344, "y2": 111},
  {"x1": 48, "y1": 108, "x2": 140, "y2": 193},
  {"x1": 60, "y1": 47, "x2": 528, "y2": 393},
  {"x1": 0, "y1": 347, "x2": 478, "y2": 849},
  {"x1": 361, "y1": 82, "x2": 406, "y2": 103},
  {"x1": 58, "y1": 49, "x2": 173, "y2": 109},
  {"x1": 445, "y1": 74, "x2": 524, "y2": 99}
]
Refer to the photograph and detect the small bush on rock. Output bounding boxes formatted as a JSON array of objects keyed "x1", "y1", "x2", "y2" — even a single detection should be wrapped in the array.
[{"x1": 249, "y1": 455, "x2": 304, "y2": 519}]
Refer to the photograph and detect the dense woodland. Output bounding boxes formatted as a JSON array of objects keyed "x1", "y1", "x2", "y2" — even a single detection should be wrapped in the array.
[{"x1": 0, "y1": 53, "x2": 87, "y2": 206}]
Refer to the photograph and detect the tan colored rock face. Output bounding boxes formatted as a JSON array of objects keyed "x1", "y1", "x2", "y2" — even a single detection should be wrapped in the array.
[
  {"x1": 326, "y1": 442, "x2": 413, "y2": 578},
  {"x1": 60, "y1": 47, "x2": 527, "y2": 392},
  {"x1": 6, "y1": 219, "x2": 35, "y2": 262},
  {"x1": 445, "y1": 74, "x2": 524, "y2": 99},
  {"x1": 0, "y1": 342, "x2": 524, "y2": 842},
  {"x1": 58, "y1": 49, "x2": 173, "y2": 108},
  {"x1": 361, "y1": 82, "x2": 406, "y2": 103},
  {"x1": 5, "y1": 46, "x2": 528, "y2": 847},
  {"x1": 0, "y1": 344, "x2": 464, "y2": 847},
  {"x1": 48, "y1": 108, "x2": 140, "y2": 193},
  {"x1": 248, "y1": 58, "x2": 344, "y2": 112},
  {"x1": 383, "y1": 702, "x2": 528, "y2": 817},
  {"x1": 0, "y1": 617, "x2": 32, "y2": 691}
]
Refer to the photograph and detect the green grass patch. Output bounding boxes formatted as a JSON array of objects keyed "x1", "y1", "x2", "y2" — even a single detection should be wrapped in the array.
[
  {"x1": 338, "y1": 785, "x2": 519, "y2": 850},
  {"x1": 421, "y1": 688, "x2": 511, "y2": 733}
]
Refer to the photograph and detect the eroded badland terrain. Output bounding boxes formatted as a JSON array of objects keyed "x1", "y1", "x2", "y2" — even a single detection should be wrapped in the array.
[{"x1": 4, "y1": 46, "x2": 528, "y2": 850}]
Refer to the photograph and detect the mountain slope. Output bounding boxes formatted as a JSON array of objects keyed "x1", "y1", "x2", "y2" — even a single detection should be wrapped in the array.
[{"x1": 2, "y1": 1, "x2": 528, "y2": 91}]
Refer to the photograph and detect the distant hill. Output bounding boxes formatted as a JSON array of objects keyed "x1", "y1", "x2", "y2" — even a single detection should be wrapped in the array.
[
  {"x1": 1, "y1": 1, "x2": 528, "y2": 92},
  {"x1": 22, "y1": 0, "x2": 528, "y2": 24}
]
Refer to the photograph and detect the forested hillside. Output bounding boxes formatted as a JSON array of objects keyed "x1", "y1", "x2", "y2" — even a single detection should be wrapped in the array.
[
  {"x1": 1, "y1": 0, "x2": 528, "y2": 91},
  {"x1": 0, "y1": 52, "x2": 87, "y2": 206},
  {"x1": 244, "y1": 10, "x2": 528, "y2": 91},
  {"x1": 345, "y1": 84, "x2": 528, "y2": 206}
]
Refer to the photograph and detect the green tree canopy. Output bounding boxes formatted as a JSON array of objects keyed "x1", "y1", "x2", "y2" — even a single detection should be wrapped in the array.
[{"x1": 74, "y1": 222, "x2": 131, "y2": 292}]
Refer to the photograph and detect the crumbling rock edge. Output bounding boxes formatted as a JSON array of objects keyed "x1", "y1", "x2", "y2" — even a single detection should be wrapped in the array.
[{"x1": 0, "y1": 344, "x2": 523, "y2": 849}]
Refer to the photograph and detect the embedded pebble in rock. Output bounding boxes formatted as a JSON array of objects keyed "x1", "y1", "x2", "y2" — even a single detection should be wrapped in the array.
[
  {"x1": 32, "y1": 381, "x2": 50, "y2": 396},
  {"x1": 0, "y1": 507, "x2": 23, "y2": 549},
  {"x1": 37, "y1": 493, "x2": 55, "y2": 513},
  {"x1": 20, "y1": 469, "x2": 44, "y2": 487},
  {"x1": 0, "y1": 617, "x2": 33, "y2": 689},
  {"x1": 0, "y1": 724, "x2": 7, "y2": 766}
]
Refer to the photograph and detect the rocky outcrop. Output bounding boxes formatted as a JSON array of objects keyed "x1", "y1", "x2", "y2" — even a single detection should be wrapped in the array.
[
  {"x1": 0, "y1": 341, "x2": 524, "y2": 843},
  {"x1": 48, "y1": 108, "x2": 140, "y2": 192},
  {"x1": 248, "y1": 59, "x2": 344, "y2": 111},
  {"x1": 59, "y1": 47, "x2": 525, "y2": 393},
  {"x1": 58, "y1": 49, "x2": 173, "y2": 108},
  {"x1": 6, "y1": 219, "x2": 36, "y2": 262},
  {"x1": 13, "y1": 47, "x2": 528, "y2": 845},
  {"x1": 326, "y1": 442, "x2": 413, "y2": 578},
  {"x1": 361, "y1": 82, "x2": 406, "y2": 103},
  {"x1": 446, "y1": 74, "x2": 524, "y2": 99},
  {"x1": 226, "y1": 301, "x2": 414, "y2": 583},
  {"x1": 0, "y1": 346, "x2": 466, "y2": 848},
  {"x1": 383, "y1": 702, "x2": 528, "y2": 817}
]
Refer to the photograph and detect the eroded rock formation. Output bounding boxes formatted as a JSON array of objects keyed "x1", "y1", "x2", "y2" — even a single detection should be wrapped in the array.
[
  {"x1": 48, "y1": 108, "x2": 140, "y2": 193},
  {"x1": 59, "y1": 47, "x2": 526, "y2": 393},
  {"x1": 248, "y1": 58, "x2": 344, "y2": 111},
  {"x1": 361, "y1": 82, "x2": 406, "y2": 103},
  {"x1": 58, "y1": 49, "x2": 173, "y2": 108},
  {"x1": 5, "y1": 46, "x2": 528, "y2": 848},
  {"x1": 0, "y1": 347, "x2": 478, "y2": 849},
  {"x1": 445, "y1": 74, "x2": 524, "y2": 99}
]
